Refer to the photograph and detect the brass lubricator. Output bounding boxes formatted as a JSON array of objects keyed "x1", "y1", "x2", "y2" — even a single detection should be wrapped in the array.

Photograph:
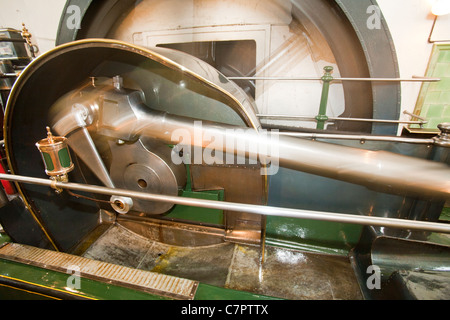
[
  {"x1": 35, "y1": 126, "x2": 129, "y2": 210},
  {"x1": 35, "y1": 126, "x2": 74, "y2": 192}
]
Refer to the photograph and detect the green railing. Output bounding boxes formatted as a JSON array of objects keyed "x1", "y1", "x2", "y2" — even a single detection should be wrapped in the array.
[{"x1": 316, "y1": 66, "x2": 334, "y2": 130}]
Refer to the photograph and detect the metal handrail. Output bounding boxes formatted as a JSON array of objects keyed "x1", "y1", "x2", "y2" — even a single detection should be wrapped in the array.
[
  {"x1": 239, "y1": 66, "x2": 436, "y2": 130},
  {"x1": 257, "y1": 114, "x2": 427, "y2": 126},
  {"x1": 1, "y1": 173, "x2": 449, "y2": 234},
  {"x1": 228, "y1": 76, "x2": 440, "y2": 82},
  {"x1": 273, "y1": 132, "x2": 435, "y2": 144}
]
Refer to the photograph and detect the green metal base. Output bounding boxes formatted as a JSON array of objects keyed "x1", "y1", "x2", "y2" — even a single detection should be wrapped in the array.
[
  {"x1": 0, "y1": 241, "x2": 275, "y2": 300},
  {"x1": 0, "y1": 258, "x2": 273, "y2": 300},
  {"x1": 167, "y1": 189, "x2": 224, "y2": 226}
]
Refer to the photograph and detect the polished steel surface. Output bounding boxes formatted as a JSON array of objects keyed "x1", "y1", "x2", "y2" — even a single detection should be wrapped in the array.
[
  {"x1": 134, "y1": 111, "x2": 450, "y2": 200},
  {"x1": 48, "y1": 75, "x2": 450, "y2": 200},
  {"x1": 117, "y1": 216, "x2": 226, "y2": 247},
  {"x1": 67, "y1": 128, "x2": 115, "y2": 188},
  {"x1": 387, "y1": 270, "x2": 450, "y2": 300},
  {"x1": 108, "y1": 137, "x2": 186, "y2": 215},
  {"x1": 48, "y1": 75, "x2": 259, "y2": 217},
  {"x1": 148, "y1": 46, "x2": 261, "y2": 131},
  {"x1": 371, "y1": 236, "x2": 450, "y2": 281}
]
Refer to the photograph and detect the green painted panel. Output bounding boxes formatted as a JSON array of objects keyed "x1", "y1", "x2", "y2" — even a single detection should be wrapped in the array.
[
  {"x1": 165, "y1": 163, "x2": 225, "y2": 226},
  {"x1": 57, "y1": 147, "x2": 72, "y2": 168},
  {"x1": 42, "y1": 152, "x2": 54, "y2": 171},
  {"x1": 166, "y1": 189, "x2": 224, "y2": 226},
  {"x1": 0, "y1": 255, "x2": 278, "y2": 300},
  {"x1": 440, "y1": 206, "x2": 450, "y2": 222},
  {"x1": 265, "y1": 217, "x2": 363, "y2": 255},
  {"x1": 0, "y1": 283, "x2": 56, "y2": 300},
  {"x1": 194, "y1": 283, "x2": 279, "y2": 300},
  {"x1": 0, "y1": 259, "x2": 167, "y2": 300},
  {"x1": 0, "y1": 232, "x2": 11, "y2": 246},
  {"x1": 412, "y1": 44, "x2": 450, "y2": 131}
]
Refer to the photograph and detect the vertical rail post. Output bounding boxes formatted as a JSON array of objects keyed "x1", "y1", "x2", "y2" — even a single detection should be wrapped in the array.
[{"x1": 316, "y1": 66, "x2": 334, "y2": 130}]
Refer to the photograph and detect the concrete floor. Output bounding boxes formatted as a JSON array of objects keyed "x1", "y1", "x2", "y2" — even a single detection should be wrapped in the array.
[{"x1": 82, "y1": 224, "x2": 363, "y2": 300}]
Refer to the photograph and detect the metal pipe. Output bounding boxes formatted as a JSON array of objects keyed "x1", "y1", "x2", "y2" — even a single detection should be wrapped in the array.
[
  {"x1": 403, "y1": 110, "x2": 428, "y2": 122},
  {"x1": 227, "y1": 76, "x2": 441, "y2": 82},
  {"x1": 327, "y1": 116, "x2": 427, "y2": 124},
  {"x1": 257, "y1": 114, "x2": 427, "y2": 125},
  {"x1": 0, "y1": 72, "x2": 19, "y2": 78},
  {"x1": 335, "y1": 77, "x2": 440, "y2": 82},
  {"x1": 1, "y1": 173, "x2": 449, "y2": 234},
  {"x1": 273, "y1": 132, "x2": 435, "y2": 144}
]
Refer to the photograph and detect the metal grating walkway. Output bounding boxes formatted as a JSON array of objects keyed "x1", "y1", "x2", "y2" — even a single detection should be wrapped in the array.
[{"x1": 0, "y1": 242, "x2": 198, "y2": 299}]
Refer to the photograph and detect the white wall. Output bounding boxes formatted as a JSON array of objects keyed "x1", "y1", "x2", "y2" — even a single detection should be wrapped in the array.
[
  {"x1": 0, "y1": 0, "x2": 65, "y2": 54},
  {"x1": 377, "y1": 0, "x2": 447, "y2": 134}
]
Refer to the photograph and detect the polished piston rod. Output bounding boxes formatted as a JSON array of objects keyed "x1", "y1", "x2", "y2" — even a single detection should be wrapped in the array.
[
  {"x1": 50, "y1": 82, "x2": 450, "y2": 200},
  {"x1": 1, "y1": 173, "x2": 450, "y2": 234},
  {"x1": 133, "y1": 110, "x2": 450, "y2": 200}
]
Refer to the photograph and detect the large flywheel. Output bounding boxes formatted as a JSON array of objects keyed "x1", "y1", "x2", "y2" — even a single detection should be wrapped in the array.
[
  {"x1": 4, "y1": 39, "x2": 264, "y2": 250},
  {"x1": 56, "y1": 0, "x2": 401, "y2": 135}
]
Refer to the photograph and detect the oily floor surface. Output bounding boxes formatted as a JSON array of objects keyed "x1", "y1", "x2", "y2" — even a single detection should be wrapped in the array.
[{"x1": 82, "y1": 224, "x2": 362, "y2": 300}]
